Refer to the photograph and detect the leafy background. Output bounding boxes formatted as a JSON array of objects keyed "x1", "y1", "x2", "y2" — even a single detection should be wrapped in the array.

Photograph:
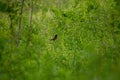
[{"x1": 0, "y1": 0, "x2": 120, "y2": 80}]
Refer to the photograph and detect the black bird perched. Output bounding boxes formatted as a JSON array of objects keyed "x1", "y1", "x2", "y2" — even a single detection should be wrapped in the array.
[{"x1": 51, "y1": 34, "x2": 57, "y2": 41}]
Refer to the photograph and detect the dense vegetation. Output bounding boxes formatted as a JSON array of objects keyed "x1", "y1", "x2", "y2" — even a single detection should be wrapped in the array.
[{"x1": 0, "y1": 0, "x2": 120, "y2": 80}]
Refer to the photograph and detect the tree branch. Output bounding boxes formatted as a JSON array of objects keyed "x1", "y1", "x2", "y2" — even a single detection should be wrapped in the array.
[{"x1": 16, "y1": 0, "x2": 24, "y2": 47}]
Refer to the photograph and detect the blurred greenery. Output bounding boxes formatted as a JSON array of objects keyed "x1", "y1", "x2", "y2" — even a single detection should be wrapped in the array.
[{"x1": 0, "y1": 0, "x2": 120, "y2": 80}]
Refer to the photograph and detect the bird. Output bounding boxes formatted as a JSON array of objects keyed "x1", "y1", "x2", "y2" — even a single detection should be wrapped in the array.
[{"x1": 50, "y1": 34, "x2": 57, "y2": 41}]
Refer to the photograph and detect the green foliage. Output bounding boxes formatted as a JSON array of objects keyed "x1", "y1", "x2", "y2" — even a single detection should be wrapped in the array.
[{"x1": 0, "y1": 0, "x2": 120, "y2": 80}]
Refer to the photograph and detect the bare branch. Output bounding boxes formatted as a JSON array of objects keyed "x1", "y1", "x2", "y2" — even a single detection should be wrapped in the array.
[
  {"x1": 16, "y1": 0, "x2": 24, "y2": 47},
  {"x1": 26, "y1": 0, "x2": 33, "y2": 47}
]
